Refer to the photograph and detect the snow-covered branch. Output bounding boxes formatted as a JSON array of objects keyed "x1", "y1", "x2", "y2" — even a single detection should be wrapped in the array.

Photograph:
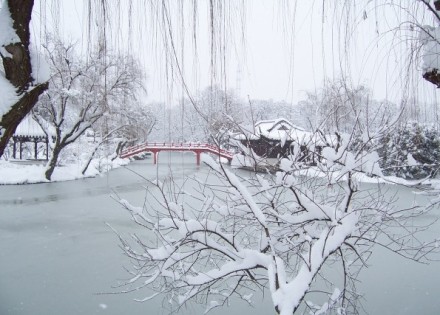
[{"x1": 113, "y1": 120, "x2": 439, "y2": 314}]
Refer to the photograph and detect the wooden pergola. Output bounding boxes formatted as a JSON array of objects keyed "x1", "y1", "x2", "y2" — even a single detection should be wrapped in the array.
[{"x1": 11, "y1": 115, "x2": 51, "y2": 160}]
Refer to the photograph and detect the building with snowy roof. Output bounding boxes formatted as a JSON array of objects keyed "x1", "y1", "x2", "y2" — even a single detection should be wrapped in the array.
[
  {"x1": 10, "y1": 115, "x2": 54, "y2": 160},
  {"x1": 232, "y1": 118, "x2": 336, "y2": 165}
]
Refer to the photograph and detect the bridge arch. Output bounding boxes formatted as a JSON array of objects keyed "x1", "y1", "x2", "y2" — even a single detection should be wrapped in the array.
[{"x1": 120, "y1": 142, "x2": 234, "y2": 165}]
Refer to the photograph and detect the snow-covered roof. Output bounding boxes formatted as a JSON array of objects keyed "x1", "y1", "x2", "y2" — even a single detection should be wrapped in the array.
[
  {"x1": 255, "y1": 118, "x2": 306, "y2": 141},
  {"x1": 14, "y1": 115, "x2": 54, "y2": 138},
  {"x1": 255, "y1": 118, "x2": 304, "y2": 133},
  {"x1": 232, "y1": 118, "x2": 335, "y2": 146},
  {"x1": 233, "y1": 118, "x2": 303, "y2": 140}
]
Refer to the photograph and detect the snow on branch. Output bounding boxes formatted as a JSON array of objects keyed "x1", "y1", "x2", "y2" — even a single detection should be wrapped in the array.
[
  {"x1": 0, "y1": 1, "x2": 21, "y2": 118},
  {"x1": 0, "y1": 0, "x2": 19, "y2": 51},
  {"x1": 113, "y1": 122, "x2": 439, "y2": 314}
]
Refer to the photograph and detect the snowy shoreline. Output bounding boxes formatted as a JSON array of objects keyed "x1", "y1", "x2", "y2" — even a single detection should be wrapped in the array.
[
  {"x1": 0, "y1": 157, "x2": 130, "y2": 185},
  {"x1": 235, "y1": 160, "x2": 440, "y2": 189},
  {"x1": 2, "y1": 155, "x2": 439, "y2": 189}
]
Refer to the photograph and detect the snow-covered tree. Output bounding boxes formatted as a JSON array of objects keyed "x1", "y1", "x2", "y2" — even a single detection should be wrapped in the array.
[
  {"x1": 113, "y1": 119, "x2": 438, "y2": 314},
  {"x1": 33, "y1": 37, "x2": 143, "y2": 180},
  {"x1": 297, "y1": 81, "x2": 398, "y2": 135},
  {"x1": 147, "y1": 102, "x2": 171, "y2": 141},
  {"x1": 149, "y1": 86, "x2": 244, "y2": 144},
  {"x1": 379, "y1": 121, "x2": 440, "y2": 179},
  {"x1": 192, "y1": 86, "x2": 244, "y2": 144},
  {"x1": 80, "y1": 101, "x2": 156, "y2": 175},
  {"x1": 243, "y1": 99, "x2": 301, "y2": 128},
  {"x1": 0, "y1": 0, "x2": 49, "y2": 158}
]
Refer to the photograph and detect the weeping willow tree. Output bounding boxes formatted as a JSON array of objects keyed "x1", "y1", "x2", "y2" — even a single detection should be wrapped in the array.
[
  {"x1": 0, "y1": 0, "x2": 247, "y2": 158},
  {"x1": 2, "y1": 1, "x2": 440, "y2": 314},
  {"x1": 2, "y1": 0, "x2": 440, "y2": 159}
]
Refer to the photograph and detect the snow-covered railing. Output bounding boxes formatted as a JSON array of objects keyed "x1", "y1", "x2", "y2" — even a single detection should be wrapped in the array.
[{"x1": 120, "y1": 142, "x2": 235, "y2": 160}]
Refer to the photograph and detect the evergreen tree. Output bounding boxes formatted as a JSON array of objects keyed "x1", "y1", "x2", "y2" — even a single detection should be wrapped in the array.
[{"x1": 379, "y1": 122, "x2": 440, "y2": 179}]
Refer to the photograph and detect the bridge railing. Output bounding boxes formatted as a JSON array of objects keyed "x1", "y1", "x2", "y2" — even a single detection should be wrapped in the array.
[{"x1": 120, "y1": 142, "x2": 236, "y2": 158}]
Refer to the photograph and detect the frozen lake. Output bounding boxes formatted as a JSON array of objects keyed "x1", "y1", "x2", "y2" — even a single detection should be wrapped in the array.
[{"x1": 1, "y1": 153, "x2": 439, "y2": 315}]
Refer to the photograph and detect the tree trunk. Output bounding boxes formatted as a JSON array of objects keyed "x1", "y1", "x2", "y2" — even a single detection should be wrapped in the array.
[
  {"x1": 45, "y1": 145, "x2": 62, "y2": 180},
  {"x1": 0, "y1": 0, "x2": 48, "y2": 158},
  {"x1": 81, "y1": 157, "x2": 94, "y2": 175},
  {"x1": 111, "y1": 140, "x2": 126, "y2": 161},
  {"x1": 0, "y1": 83, "x2": 49, "y2": 157},
  {"x1": 81, "y1": 144, "x2": 101, "y2": 175}
]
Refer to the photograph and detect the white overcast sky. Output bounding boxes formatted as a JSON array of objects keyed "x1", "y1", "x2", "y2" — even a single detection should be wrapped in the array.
[{"x1": 31, "y1": 0, "x2": 440, "y2": 106}]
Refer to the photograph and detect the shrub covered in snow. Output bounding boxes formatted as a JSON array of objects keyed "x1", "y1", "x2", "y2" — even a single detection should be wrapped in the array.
[{"x1": 378, "y1": 122, "x2": 440, "y2": 179}]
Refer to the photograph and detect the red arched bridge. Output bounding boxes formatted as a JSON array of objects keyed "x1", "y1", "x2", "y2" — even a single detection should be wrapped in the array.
[{"x1": 120, "y1": 142, "x2": 235, "y2": 165}]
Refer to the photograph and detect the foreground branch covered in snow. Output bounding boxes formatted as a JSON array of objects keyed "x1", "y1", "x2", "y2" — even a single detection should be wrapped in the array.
[{"x1": 113, "y1": 122, "x2": 439, "y2": 315}]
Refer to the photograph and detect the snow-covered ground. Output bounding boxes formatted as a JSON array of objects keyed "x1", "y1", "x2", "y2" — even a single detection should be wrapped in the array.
[{"x1": 0, "y1": 157, "x2": 129, "y2": 185}]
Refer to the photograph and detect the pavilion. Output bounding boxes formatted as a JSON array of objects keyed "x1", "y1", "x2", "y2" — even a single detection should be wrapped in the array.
[
  {"x1": 231, "y1": 118, "x2": 336, "y2": 165},
  {"x1": 11, "y1": 115, "x2": 53, "y2": 160}
]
